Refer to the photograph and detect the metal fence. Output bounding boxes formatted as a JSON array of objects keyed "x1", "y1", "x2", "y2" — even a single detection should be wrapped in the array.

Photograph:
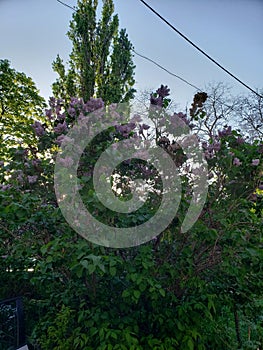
[{"x1": 0, "y1": 297, "x2": 28, "y2": 350}]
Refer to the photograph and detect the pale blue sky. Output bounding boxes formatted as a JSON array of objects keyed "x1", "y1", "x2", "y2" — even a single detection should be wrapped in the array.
[{"x1": 0, "y1": 0, "x2": 262, "y2": 109}]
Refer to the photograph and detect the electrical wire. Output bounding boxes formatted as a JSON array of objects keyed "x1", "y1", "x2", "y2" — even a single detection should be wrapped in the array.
[
  {"x1": 56, "y1": 0, "x2": 202, "y2": 92},
  {"x1": 138, "y1": 0, "x2": 263, "y2": 99},
  {"x1": 56, "y1": 0, "x2": 75, "y2": 11},
  {"x1": 132, "y1": 49, "x2": 201, "y2": 91}
]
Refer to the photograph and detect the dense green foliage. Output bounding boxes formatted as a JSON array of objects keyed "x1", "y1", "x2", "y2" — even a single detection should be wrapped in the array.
[
  {"x1": 52, "y1": 0, "x2": 136, "y2": 104},
  {"x1": 0, "y1": 59, "x2": 46, "y2": 161},
  {"x1": 0, "y1": 73, "x2": 262, "y2": 349}
]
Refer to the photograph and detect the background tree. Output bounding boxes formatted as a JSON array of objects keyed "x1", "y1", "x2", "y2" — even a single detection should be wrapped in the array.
[
  {"x1": 192, "y1": 82, "x2": 239, "y2": 139},
  {"x1": 52, "y1": 0, "x2": 136, "y2": 104},
  {"x1": 0, "y1": 59, "x2": 46, "y2": 161},
  {"x1": 237, "y1": 90, "x2": 263, "y2": 141},
  {"x1": 192, "y1": 82, "x2": 263, "y2": 143}
]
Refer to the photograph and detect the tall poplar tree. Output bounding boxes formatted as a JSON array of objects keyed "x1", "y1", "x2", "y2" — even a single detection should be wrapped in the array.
[{"x1": 52, "y1": 0, "x2": 136, "y2": 104}]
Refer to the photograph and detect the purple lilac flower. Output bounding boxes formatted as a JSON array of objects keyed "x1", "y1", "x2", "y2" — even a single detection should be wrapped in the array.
[
  {"x1": 27, "y1": 175, "x2": 38, "y2": 184},
  {"x1": 84, "y1": 98, "x2": 104, "y2": 113},
  {"x1": 0, "y1": 184, "x2": 12, "y2": 191},
  {"x1": 156, "y1": 84, "x2": 170, "y2": 98},
  {"x1": 202, "y1": 142, "x2": 208, "y2": 150},
  {"x1": 48, "y1": 97, "x2": 56, "y2": 108},
  {"x1": 32, "y1": 159, "x2": 41, "y2": 167},
  {"x1": 131, "y1": 114, "x2": 142, "y2": 123},
  {"x1": 212, "y1": 141, "x2": 221, "y2": 152},
  {"x1": 55, "y1": 135, "x2": 73, "y2": 146},
  {"x1": 204, "y1": 151, "x2": 213, "y2": 160},
  {"x1": 32, "y1": 121, "x2": 45, "y2": 136},
  {"x1": 55, "y1": 135, "x2": 65, "y2": 145},
  {"x1": 70, "y1": 97, "x2": 81, "y2": 107},
  {"x1": 54, "y1": 121, "x2": 67, "y2": 134},
  {"x1": 150, "y1": 94, "x2": 163, "y2": 107},
  {"x1": 116, "y1": 123, "x2": 136, "y2": 137},
  {"x1": 138, "y1": 123, "x2": 150, "y2": 134},
  {"x1": 250, "y1": 193, "x2": 257, "y2": 201},
  {"x1": 218, "y1": 126, "x2": 232, "y2": 138},
  {"x1": 58, "y1": 157, "x2": 74, "y2": 168},
  {"x1": 251, "y1": 159, "x2": 260, "y2": 166},
  {"x1": 17, "y1": 172, "x2": 24, "y2": 184},
  {"x1": 237, "y1": 136, "x2": 245, "y2": 145},
  {"x1": 57, "y1": 112, "x2": 66, "y2": 121},
  {"x1": 45, "y1": 108, "x2": 53, "y2": 120},
  {"x1": 56, "y1": 104, "x2": 62, "y2": 115},
  {"x1": 233, "y1": 157, "x2": 242, "y2": 166},
  {"x1": 67, "y1": 107, "x2": 76, "y2": 117}
]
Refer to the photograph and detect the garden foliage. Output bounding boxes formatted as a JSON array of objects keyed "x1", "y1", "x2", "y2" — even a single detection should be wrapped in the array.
[{"x1": 0, "y1": 79, "x2": 262, "y2": 349}]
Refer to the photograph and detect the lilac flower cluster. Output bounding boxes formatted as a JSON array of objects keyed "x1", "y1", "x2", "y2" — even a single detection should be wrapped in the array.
[
  {"x1": 138, "y1": 123, "x2": 150, "y2": 135},
  {"x1": 0, "y1": 184, "x2": 12, "y2": 191},
  {"x1": 218, "y1": 126, "x2": 232, "y2": 138},
  {"x1": 27, "y1": 175, "x2": 38, "y2": 184},
  {"x1": 54, "y1": 121, "x2": 68, "y2": 134},
  {"x1": 115, "y1": 122, "x2": 136, "y2": 138},
  {"x1": 150, "y1": 84, "x2": 170, "y2": 107},
  {"x1": 42, "y1": 96, "x2": 106, "y2": 145},
  {"x1": 233, "y1": 157, "x2": 242, "y2": 166},
  {"x1": 31, "y1": 121, "x2": 45, "y2": 137},
  {"x1": 202, "y1": 138, "x2": 221, "y2": 159},
  {"x1": 174, "y1": 112, "x2": 193, "y2": 128},
  {"x1": 251, "y1": 159, "x2": 260, "y2": 166}
]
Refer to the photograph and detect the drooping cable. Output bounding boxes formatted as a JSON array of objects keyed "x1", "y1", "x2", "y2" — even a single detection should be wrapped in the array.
[{"x1": 138, "y1": 0, "x2": 263, "y2": 99}]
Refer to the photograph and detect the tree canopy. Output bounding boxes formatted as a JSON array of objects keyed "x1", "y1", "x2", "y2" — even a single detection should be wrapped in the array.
[
  {"x1": 0, "y1": 59, "x2": 46, "y2": 161},
  {"x1": 52, "y1": 0, "x2": 136, "y2": 104}
]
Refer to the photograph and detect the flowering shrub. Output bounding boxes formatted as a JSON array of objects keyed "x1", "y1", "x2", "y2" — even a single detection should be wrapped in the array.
[{"x1": 0, "y1": 85, "x2": 262, "y2": 350}]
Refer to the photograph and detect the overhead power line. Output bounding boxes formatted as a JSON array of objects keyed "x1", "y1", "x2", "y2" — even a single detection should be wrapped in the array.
[
  {"x1": 138, "y1": 0, "x2": 263, "y2": 99},
  {"x1": 56, "y1": 0, "x2": 75, "y2": 11},
  {"x1": 56, "y1": 0, "x2": 202, "y2": 92},
  {"x1": 132, "y1": 49, "x2": 201, "y2": 91}
]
